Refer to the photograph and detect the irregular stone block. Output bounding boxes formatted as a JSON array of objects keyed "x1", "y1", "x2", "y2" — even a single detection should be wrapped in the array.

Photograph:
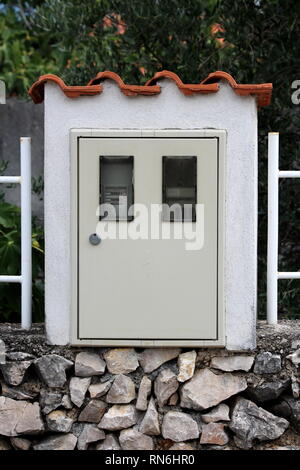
[
  {"x1": 0, "y1": 438, "x2": 11, "y2": 450},
  {"x1": 210, "y1": 355, "x2": 254, "y2": 372},
  {"x1": 180, "y1": 368, "x2": 247, "y2": 410},
  {"x1": 168, "y1": 393, "x2": 179, "y2": 406},
  {"x1": 0, "y1": 361, "x2": 32, "y2": 386},
  {"x1": 106, "y1": 374, "x2": 136, "y2": 404},
  {"x1": 162, "y1": 411, "x2": 199, "y2": 442},
  {"x1": 98, "y1": 405, "x2": 138, "y2": 431},
  {"x1": 119, "y1": 428, "x2": 154, "y2": 450},
  {"x1": 291, "y1": 340, "x2": 300, "y2": 350},
  {"x1": 89, "y1": 380, "x2": 112, "y2": 399},
  {"x1": 0, "y1": 397, "x2": 44, "y2": 436},
  {"x1": 6, "y1": 352, "x2": 35, "y2": 361},
  {"x1": 139, "y1": 397, "x2": 160, "y2": 436},
  {"x1": 201, "y1": 403, "x2": 230, "y2": 423},
  {"x1": 229, "y1": 397, "x2": 289, "y2": 449},
  {"x1": 70, "y1": 377, "x2": 91, "y2": 407},
  {"x1": 154, "y1": 368, "x2": 179, "y2": 407},
  {"x1": 286, "y1": 349, "x2": 300, "y2": 366},
  {"x1": 136, "y1": 376, "x2": 152, "y2": 411},
  {"x1": 177, "y1": 350, "x2": 196, "y2": 382},
  {"x1": 39, "y1": 390, "x2": 63, "y2": 414},
  {"x1": 247, "y1": 379, "x2": 290, "y2": 403},
  {"x1": 200, "y1": 422, "x2": 229, "y2": 445},
  {"x1": 78, "y1": 399, "x2": 107, "y2": 423},
  {"x1": 71, "y1": 422, "x2": 84, "y2": 437},
  {"x1": 96, "y1": 434, "x2": 121, "y2": 450},
  {"x1": 33, "y1": 434, "x2": 77, "y2": 451},
  {"x1": 10, "y1": 437, "x2": 31, "y2": 450},
  {"x1": 271, "y1": 396, "x2": 300, "y2": 433},
  {"x1": 253, "y1": 352, "x2": 281, "y2": 374},
  {"x1": 75, "y1": 352, "x2": 106, "y2": 377},
  {"x1": 77, "y1": 424, "x2": 105, "y2": 450},
  {"x1": 61, "y1": 394, "x2": 73, "y2": 409},
  {"x1": 46, "y1": 410, "x2": 74, "y2": 433},
  {"x1": 103, "y1": 348, "x2": 138, "y2": 374},
  {"x1": 1, "y1": 381, "x2": 38, "y2": 401},
  {"x1": 139, "y1": 348, "x2": 181, "y2": 373},
  {"x1": 34, "y1": 355, "x2": 73, "y2": 388},
  {"x1": 15, "y1": 401, "x2": 44, "y2": 435},
  {"x1": 291, "y1": 374, "x2": 300, "y2": 399}
]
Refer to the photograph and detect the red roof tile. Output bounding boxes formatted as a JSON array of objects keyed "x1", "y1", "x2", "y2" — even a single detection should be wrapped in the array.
[
  {"x1": 88, "y1": 71, "x2": 160, "y2": 96},
  {"x1": 199, "y1": 71, "x2": 272, "y2": 107},
  {"x1": 28, "y1": 74, "x2": 101, "y2": 104},
  {"x1": 28, "y1": 70, "x2": 272, "y2": 107}
]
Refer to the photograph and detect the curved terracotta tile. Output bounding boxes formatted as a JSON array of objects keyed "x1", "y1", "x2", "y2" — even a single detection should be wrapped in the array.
[
  {"x1": 145, "y1": 70, "x2": 219, "y2": 95},
  {"x1": 28, "y1": 70, "x2": 272, "y2": 107},
  {"x1": 201, "y1": 71, "x2": 273, "y2": 107},
  {"x1": 28, "y1": 74, "x2": 102, "y2": 104},
  {"x1": 88, "y1": 71, "x2": 161, "y2": 96}
]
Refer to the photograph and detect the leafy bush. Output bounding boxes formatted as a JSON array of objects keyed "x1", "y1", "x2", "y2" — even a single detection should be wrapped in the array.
[{"x1": 0, "y1": 1, "x2": 60, "y2": 96}]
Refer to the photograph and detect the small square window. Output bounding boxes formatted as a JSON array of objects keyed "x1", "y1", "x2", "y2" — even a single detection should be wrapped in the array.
[{"x1": 162, "y1": 156, "x2": 197, "y2": 222}]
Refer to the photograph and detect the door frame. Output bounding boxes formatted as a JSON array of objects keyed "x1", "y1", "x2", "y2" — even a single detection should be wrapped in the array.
[{"x1": 70, "y1": 129, "x2": 226, "y2": 347}]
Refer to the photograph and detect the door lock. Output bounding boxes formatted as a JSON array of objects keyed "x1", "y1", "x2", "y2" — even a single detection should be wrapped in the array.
[{"x1": 89, "y1": 233, "x2": 101, "y2": 245}]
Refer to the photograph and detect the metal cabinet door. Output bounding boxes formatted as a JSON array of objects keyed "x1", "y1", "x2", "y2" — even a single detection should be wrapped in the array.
[{"x1": 72, "y1": 134, "x2": 224, "y2": 346}]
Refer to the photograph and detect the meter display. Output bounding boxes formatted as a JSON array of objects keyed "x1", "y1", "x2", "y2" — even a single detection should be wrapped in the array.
[
  {"x1": 162, "y1": 156, "x2": 197, "y2": 221},
  {"x1": 100, "y1": 156, "x2": 134, "y2": 221}
]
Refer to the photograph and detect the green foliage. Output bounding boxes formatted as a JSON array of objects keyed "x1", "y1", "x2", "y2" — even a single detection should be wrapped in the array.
[
  {"x1": 0, "y1": 184, "x2": 44, "y2": 322},
  {"x1": 0, "y1": 1, "x2": 60, "y2": 96},
  {"x1": 32, "y1": 175, "x2": 44, "y2": 200},
  {"x1": 35, "y1": 0, "x2": 220, "y2": 85}
]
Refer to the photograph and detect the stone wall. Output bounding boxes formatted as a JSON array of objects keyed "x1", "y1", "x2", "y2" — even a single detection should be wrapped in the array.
[{"x1": 0, "y1": 321, "x2": 299, "y2": 451}]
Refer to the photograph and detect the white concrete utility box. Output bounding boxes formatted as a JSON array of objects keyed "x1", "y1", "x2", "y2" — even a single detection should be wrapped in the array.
[{"x1": 29, "y1": 70, "x2": 272, "y2": 349}]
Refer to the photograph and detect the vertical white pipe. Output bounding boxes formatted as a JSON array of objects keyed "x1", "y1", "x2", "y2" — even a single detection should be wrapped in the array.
[
  {"x1": 267, "y1": 132, "x2": 279, "y2": 324},
  {"x1": 21, "y1": 137, "x2": 32, "y2": 329}
]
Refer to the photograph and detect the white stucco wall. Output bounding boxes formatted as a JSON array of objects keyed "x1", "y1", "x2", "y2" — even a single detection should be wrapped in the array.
[{"x1": 44, "y1": 78, "x2": 258, "y2": 350}]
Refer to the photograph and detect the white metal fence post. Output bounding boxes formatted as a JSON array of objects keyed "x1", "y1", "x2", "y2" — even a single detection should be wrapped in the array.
[
  {"x1": 267, "y1": 132, "x2": 300, "y2": 324},
  {"x1": 0, "y1": 137, "x2": 32, "y2": 328},
  {"x1": 20, "y1": 137, "x2": 32, "y2": 329},
  {"x1": 267, "y1": 132, "x2": 279, "y2": 324}
]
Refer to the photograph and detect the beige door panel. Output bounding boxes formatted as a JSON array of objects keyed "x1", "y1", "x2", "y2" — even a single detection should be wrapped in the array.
[{"x1": 71, "y1": 131, "x2": 225, "y2": 347}]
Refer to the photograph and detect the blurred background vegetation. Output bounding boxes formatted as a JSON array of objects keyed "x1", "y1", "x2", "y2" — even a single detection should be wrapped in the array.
[{"x1": 0, "y1": 0, "x2": 299, "y2": 321}]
